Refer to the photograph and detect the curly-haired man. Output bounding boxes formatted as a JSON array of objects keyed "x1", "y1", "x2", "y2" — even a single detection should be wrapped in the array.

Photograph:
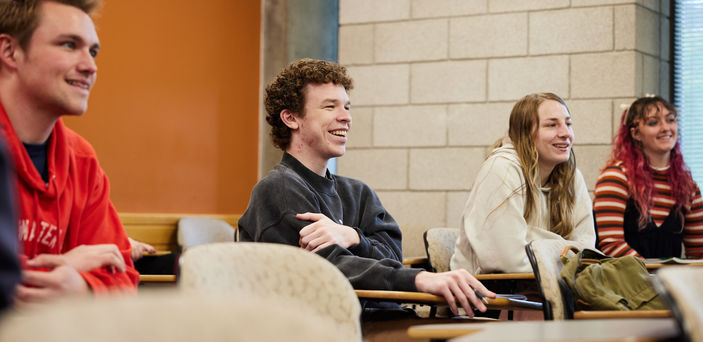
[{"x1": 239, "y1": 59, "x2": 495, "y2": 317}]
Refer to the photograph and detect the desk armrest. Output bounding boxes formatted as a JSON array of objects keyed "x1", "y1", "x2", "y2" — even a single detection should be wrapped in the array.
[
  {"x1": 139, "y1": 274, "x2": 177, "y2": 283},
  {"x1": 573, "y1": 309, "x2": 671, "y2": 319},
  {"x1": 354, "y1": 290, "x2": 542, "y2": 311}
]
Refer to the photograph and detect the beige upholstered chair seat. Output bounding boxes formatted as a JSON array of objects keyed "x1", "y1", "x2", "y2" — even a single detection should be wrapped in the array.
[
  {"x1": 177, "y1": 216, "x2": 236, "y2": 251},
  {"x1": 525, "y1": 239, "x2": 576, "y2": 320},
  {"x1": 179, "y1": 242, "x2": 362, "y2": 340},
  {"x1": 423, "y1": 227, "x2": 460, "y2": 273},
  {"x1": 654, "y1": 267, "x2": 703, "y2": 342},
  {"x1": 0, "y1": 291, "x2": 344, "y2": 342}
]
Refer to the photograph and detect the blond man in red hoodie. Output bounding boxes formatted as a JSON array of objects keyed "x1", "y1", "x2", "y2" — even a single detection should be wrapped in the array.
[{"x1": 0, "y1": 0, "x2": 138, "y2": 303}]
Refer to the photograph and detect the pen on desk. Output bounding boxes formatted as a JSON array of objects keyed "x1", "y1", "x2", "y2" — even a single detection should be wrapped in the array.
[{"x1": 474, "y1": 289, "x2": 489, "y2": 305}]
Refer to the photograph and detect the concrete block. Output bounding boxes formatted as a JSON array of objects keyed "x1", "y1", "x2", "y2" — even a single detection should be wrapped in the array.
[
  {"x1": 613, "y1": 97, "x2": 636, "y2": 136},
  {"x1": 530, "y1": 7, "x2": 612, "y2": 55},
  {"x1": 411, "y1": 60, "x2": 486, "y2": 103},
  {"x1": 639, "y1": 0, "x2": 660, "y2": 12},
  {"x1": 614, "y1": 5, "x2": 635, "y2": 50},
  {"x1": 377, "y1": 191, "x2": 447, "y2": 257},
  {"x1": 566, "y1": 100, "x2": 614, "y2": 144},
  {"x1": 635, "y1": 5, "x2": 660, "y2": 56},
  {"x1": 450, "y1": 13, "x2": 527, "y2": 58},
  {"x1": 409, "y1": 147, "x2": 485, "y2": 190},
  {"x1": 446, "y1": 191, "x2": 470, "y2": 228},
  {"x1": 488, "y1": 56, "x2": 569, "y2": 101},
  {"x1": 337, "y1": 149, "x2": 407, "y2": 189},
  {"x1": 411, "y1": 0, "x2": 487, "y2": 18},
  {"x1": 376, "y1": 19, "x2": 448, "y2": 63},
  {"x1": 573, "y1": 145, "x2": 612, "y2": 191},
  {"x1": 447, "y1": 102, "x2": 513, "y2": 146},
  {"x1": 661, "y1": 0, "x2": 670, "y2": 16},
  {"x1": 339, "y1": 0, "x2": 410, "y2": 24},
  {"x1": 659, "y1": 61, "x2": 670, "y2": 100},
  {"x1": 643, "y1": 54, "x2": 660, "y2": 96},
  {"x1": 374, "y1": 105, "x2": 447, "y2": 147},
  {"x1": 489, "y1": 0, "x2": 568, "y2": 12},
  {"x1": 571, "y1": 51, "x2": 638, "y2": 98},
  {"x1": 339, "y1": 25, "x2": 374, "y2": 65},
  {"x1": 660, "y1": 17, "x2": 670, "y2": 61},
  {"x1": 572, "y1": 0, "x2": 635, "y2": 6},
  {"x1": 347, "y1": 107, "x2": 373, "y2": 148},
  {"x1": 347, "y1": 64, "x2": 409, "y2": 105}
]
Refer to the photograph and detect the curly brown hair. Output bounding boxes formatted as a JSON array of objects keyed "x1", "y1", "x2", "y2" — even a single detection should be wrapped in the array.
[
  {"x1": 0, "y1": 0, "x2": 101, "y2": 50},
  {"x1": 264, "y1": 58, "x2": 353, "y2": 150}
]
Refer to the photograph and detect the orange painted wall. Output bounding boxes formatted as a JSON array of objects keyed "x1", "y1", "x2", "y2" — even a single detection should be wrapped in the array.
[{"x1": 63, "y1": 0, "x2": 260, "y2": 214}]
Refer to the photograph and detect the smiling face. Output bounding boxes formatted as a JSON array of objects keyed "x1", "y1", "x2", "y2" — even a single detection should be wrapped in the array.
[
  {"x1": 535, "y1": 99, "x2": 574, "y2": 178},
  {"x1": 14, "y1": 1, "x2": 99, "y2": 117},
  {"x1": 284, "y1": 82, "x2": 351, "y2": 174},
  {"x1": 631, "y1": 102, "x2": 677, "y2": 163}
]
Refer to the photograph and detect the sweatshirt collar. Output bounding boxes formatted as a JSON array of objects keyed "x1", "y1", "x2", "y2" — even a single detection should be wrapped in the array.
[
  {"x1": 0, "y1": 102, "x2": 67, "y2": 197},
  {"x1": 281, "y1": 152, "x2": 336, "y2": 194}
]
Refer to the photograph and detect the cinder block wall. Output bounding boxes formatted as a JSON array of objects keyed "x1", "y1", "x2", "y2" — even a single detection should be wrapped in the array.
[{"x1": 337, "y1": 0, "x2": 671, "y2": 257}]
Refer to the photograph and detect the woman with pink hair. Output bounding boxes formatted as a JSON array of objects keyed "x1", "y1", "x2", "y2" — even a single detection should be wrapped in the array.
[{"x1": 594, "y1": 96, "x2": 703, "y2": 258}]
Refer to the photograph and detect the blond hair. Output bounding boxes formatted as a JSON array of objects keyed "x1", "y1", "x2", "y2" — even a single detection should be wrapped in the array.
[{"x1": 500, "y1": 93, "x2": 577, "y2": 238}]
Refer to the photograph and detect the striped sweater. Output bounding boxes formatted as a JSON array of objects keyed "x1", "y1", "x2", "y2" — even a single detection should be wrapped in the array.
[{"x1": 593, "y1": 162, "x2": 703, "y2": 258}]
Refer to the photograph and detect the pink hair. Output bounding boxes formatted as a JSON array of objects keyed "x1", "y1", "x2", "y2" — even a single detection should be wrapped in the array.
[{"x1": 608, "y1": 96, "x2": 695, "y2": 228}]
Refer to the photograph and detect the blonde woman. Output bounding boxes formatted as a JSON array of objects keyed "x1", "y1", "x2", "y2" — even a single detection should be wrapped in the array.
[{"x1": 450, "y1": 93, "x2": 596, "y2": 274}]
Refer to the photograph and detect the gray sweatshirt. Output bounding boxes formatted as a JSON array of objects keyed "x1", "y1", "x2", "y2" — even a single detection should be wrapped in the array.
[{"x1": 239, "y1": 153, "x2": 421, "y2": 291}]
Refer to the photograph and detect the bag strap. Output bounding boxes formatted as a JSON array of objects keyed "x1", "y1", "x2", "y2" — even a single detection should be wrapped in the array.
[{"x1": 560, "y1": 246, "x2": 580, "y2": 258}]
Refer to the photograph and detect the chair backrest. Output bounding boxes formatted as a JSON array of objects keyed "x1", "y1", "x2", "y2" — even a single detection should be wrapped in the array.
[
  {"x1": 120, "y1": 213, "x2": 240, "y2": 253},
  {"x1": 423, "y1": 227, "x2": 460, "y2": 273},
  {"x1": 179, "y1": 242, "x2": 362, "y2": 340},
  {"x1": 177, "y1": 217, "x2": 236, "y2": 252},
  {"x1": 653, "y1": 267, "x2": 703, "y2": 342},
  {"x1": 525, "y1": 239, "x2": 577, "y2": 320},
  {"x1": 0, "y1": 291, "x2": 346, "y2": 342}
]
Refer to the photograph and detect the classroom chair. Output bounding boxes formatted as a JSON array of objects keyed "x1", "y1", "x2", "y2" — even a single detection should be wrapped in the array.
[
  {"x1": 652, "y1": 267, "x2": 703, "y2": 342},
  {"x1": 177, "y1": 216, "x2": 236, "y2": 251},
  {"x1": 423, "y1": 227, "x2": 460, "y2": 273},
  {"x1": 525, "y1": 240, "x2": 671, "y2": 320},
  {"x1": 0, "y1": 291, "x2": 345, "y2": 342},
  {"x1": 179, "y1": 242, "x2": 362, "y2": 341}
]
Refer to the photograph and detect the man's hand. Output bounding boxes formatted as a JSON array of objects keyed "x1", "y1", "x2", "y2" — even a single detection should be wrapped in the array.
[
  {"x1": 26, "y1": 244, "x2": 126, "y2": 273},
  {"x1": 128, "y1": 238, "x2": 156, "y2": 261},
  {"x1": 414, "y1": 270, "x2": 496, "y2": 317},
  {"x1": 15, "y1": 264, "x2": 89, "y2": 304},
  {"x1": 297, "y1": 212, "x2": 360, "y2": 252}
]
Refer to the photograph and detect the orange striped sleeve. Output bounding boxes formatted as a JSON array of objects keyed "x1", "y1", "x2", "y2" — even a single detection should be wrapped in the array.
[
  {"x1": 684, "y1": 184, "x2": 703, "y2": 259},
  {"x1": 594, "y1": 163, "x2": 639, "y2": 257}
]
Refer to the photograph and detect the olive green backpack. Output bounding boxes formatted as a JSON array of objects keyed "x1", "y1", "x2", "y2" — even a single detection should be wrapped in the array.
[{"x1": 560, "y1": 248, "x2": 666, "y2": 311}]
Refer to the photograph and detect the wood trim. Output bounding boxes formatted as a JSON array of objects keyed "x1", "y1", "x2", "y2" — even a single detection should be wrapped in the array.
[
  {"x1": 573, "y1": 309, "x2": 671, "y2": 319},
  {"x1": 402, "y1": 257, "x2": 428, "y2": 266},
  {"x1": 139, "y1": 274, "x2": 176, "y2": 283},
  {"x1": 407, "y1": 325, "x2": 483, "y2": 339},
  {"x1": 474, "y1": 273, "x2": 535, "y2": 280}
]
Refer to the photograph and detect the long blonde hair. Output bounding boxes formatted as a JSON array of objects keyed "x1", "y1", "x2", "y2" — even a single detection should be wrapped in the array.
[{"x1": 500, "y1": 93, "x2": 577, "y2": 238}]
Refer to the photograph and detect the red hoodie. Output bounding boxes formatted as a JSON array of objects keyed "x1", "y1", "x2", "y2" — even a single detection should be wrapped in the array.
[{"x1": 0, "y1": 103, "x2": 139, "y2": 292}]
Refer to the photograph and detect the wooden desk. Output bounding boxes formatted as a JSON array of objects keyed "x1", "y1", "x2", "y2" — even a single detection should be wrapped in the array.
[
  {"x1": 474, "y1": 273, "x2": 534, "y2": 281},
  {"x1": 403, "y1": 257, "x2": 429, "y2": 267},
  {"x1": 408, "y1": 318, "x2": 678, "y2": 342},
  {"x1": 139, "y1": 274, "x2": 176, "y2": 283},
  {"x1": 646, "y1": 263, "x2": 703, "y2": 270},
  {"x1": 573, "y1": 309, "x2": 671, "y2": 319},
  {"x1": 355, "y1": 290, "x2": 542, "y2": 311}
]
